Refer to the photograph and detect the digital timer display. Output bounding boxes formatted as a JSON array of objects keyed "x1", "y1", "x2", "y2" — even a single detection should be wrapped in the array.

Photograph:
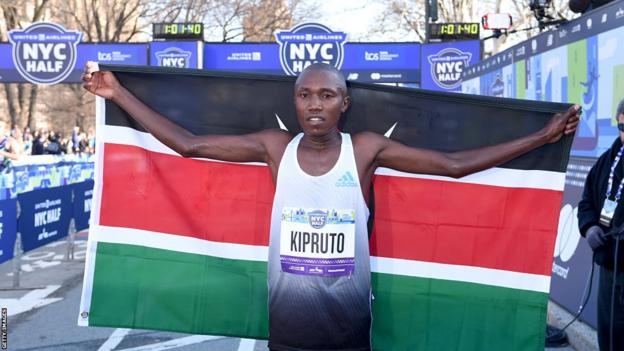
[
  {"x1": 429, "y1": 23, "x2": 480, "y2": 41},
  {"x1": 153, "y1": 23, "x2": 203, "y2": 40}
]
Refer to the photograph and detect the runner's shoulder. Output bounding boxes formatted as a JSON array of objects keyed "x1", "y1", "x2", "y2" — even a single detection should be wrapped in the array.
[
  {"x1": 352, "y1": 131, "x2": 387, "y2": 147},
  {"x1": 255, "y1": 128, "x2": 294, "y2": 148}
]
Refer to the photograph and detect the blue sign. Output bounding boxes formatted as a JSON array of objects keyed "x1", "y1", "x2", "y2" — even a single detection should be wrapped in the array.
[
  {"x1": 18, "y1": 186, "x2": 72, "y2": 252},
  {"x1": 203, "y1": 43, "x2": 281, "y2": 74},
  {"x1": 0, "y1": 199, "x2": 17, "y2": 265},
  {"x1": 0, "y1": 43, "x2": 148, "y2": 83},
  {"x1": 202, "y1": 43, "x2": 421, "y2": 83},
  {"x1": 275, "y1": 23, "x2": 347, "y2": 75},
  {"x1": 150, "y1": 41, "x2": 200, "y2": 68},
  {"x1": 341, "y1": 43, "x2": 420, "y2": 83},
  {"x1": 8, "y1": 22, "x2": 82, "y2": 85},
  {"x1": 72, "y1": 180, "x2": 93, "y2": 231},
  {"x1": 421, "y1": 40, "x2": 480, "y2": 92}
]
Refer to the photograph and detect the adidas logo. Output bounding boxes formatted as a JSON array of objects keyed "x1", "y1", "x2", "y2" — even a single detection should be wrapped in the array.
[{"x1": 335, "y1": 171, "x2": 358, "y2": 187}]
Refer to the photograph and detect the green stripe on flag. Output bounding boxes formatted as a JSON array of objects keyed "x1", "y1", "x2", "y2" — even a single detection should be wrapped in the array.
[
  {"x1": 88, "y1": 243, "x2": 548, "y2": 350},
  {"x1": 89, "y1": 242, "x2": 269, "y2": 338},
  {"x1": 371, "y1": 273, "x2": 547, "y2": 351}
]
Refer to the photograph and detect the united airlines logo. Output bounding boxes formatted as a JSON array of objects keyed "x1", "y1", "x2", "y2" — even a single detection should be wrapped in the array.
[
  {"x1": 275, "y1": 23, "x2": 347, "y2": 76},
  {"x1": 427, "y1": 48, "x2": 472, "y2": 90},
  {"x1": 155, "y1": 47, "x2": 191, "y2": 68},
  {"x1": 8, "y1": 22, "x2": 82, "y2": 85},
  {"x1": 308, "y1": 210, "x2": 328, "y2": 229},
  {"x1": 335, "y1": 171, "x2": 358, "y2": 188}
]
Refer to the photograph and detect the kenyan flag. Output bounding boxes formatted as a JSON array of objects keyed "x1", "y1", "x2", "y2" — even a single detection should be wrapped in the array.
[{"x1": 79, "y1": 65, "x2": 573, "y2": 351}]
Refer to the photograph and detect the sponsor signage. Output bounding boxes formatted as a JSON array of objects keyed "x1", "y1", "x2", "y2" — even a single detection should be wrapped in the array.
[
  {"x1": 549, "y1": 157, "x2": 599, "y2": 327},
  {"x1": 0, "y1": 43, "x2": 148, "y2": 83},
  {"x1": 463, "y1": 0, "x2": 624, "y2": 79},
  {"x1": 72, "y1": 180, "x2": 94, "y2": 231},
  {"x1": 421, "y1": 40, "x2": 481, "y2": 91},
  {"x1": 275, "y1": 23, "x2": 347, "y2": 75},
  {"x1": 18, "y1": 186, "x2": 72, "y2": 252},
  {"x1": 150, "y1": 41, "x2": 201, "y2": 69},
  {"x1": 203, "y1": 42, "x2": 420, "y2": 83},
  {"x1": 341, "y1": 43, "x2": 420, "y2": 83},
  {"x1": 8, "y1": 22, "x2": 82, "y2": 85},
  {"x1": 0, "y1": 199, "x2": 17, "y2": 265}
]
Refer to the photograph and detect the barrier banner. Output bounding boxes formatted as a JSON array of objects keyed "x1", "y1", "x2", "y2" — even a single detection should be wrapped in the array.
[
  {"x1": 0, "y1": 199, "x2": 17, "y2": 265},
  {"x1": 79, "y1": 64, "x2": 574, "y2": 351},
  {"x1": 73, "y1": 180, "x2": 94, "y2": 231},
  {"x1": 18, "y1": 186, "x2": 72, "y2": 252}
]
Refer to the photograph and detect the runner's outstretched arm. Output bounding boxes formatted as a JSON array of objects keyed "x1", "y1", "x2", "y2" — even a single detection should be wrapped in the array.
[
  {"x1": 81, "y1": 62, "x2": 290, "y2": 164},
  {"x1": 359, "y1": 104, "x2": 580, "y2": 178}
]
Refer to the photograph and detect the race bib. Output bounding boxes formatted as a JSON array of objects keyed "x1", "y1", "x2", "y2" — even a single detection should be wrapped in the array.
[{"x1": 280, "y1": 207, "x2": 355, "y2": 277}]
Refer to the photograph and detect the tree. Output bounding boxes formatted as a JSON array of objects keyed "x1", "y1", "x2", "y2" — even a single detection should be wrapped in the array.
[
  {"x1": 150, "y1": 0, "x2": 318, "y2": 42},
  {"x1": 0, "y1": 0, "x2": 50, "y2": 129},
  {"x1": 366, "y1": 0, "x2": 577, "y2": 56}
]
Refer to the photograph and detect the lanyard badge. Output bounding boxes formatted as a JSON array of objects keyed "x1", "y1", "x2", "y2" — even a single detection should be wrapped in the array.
[{"x1": 600, "y1": 145, "x2": 624, "y2": 226}]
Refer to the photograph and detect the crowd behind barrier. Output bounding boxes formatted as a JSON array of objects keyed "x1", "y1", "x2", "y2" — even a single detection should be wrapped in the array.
[{"x1": 0, "y1": 154, "x2": 94, "y2": 268}]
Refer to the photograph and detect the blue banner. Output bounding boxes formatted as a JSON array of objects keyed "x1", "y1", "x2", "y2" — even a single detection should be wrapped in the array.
[
  {"x1": 0, "y1": 155, "x2": 94, "y2": 200},
  {"x1": 0, "y1": 43, "x2": 148, "y2": 83},
  {"x1": 0, "y1": 199, "x2": 17, "y2": 265},
  {"x1": 420, "y1": 40, "x2": 481, "y2": 92},
  {"x1": 202, "y1": 43, "x2": 421, "y2": 83},
  {"x1": 150, "y1": 41, "x2": 201, "y2": 69},
  {"x1": 18, "y1": 186, "x2": 73, "y2": 252},
  {"x1": 203, "y1": 43, "x2": 281, "y2": 74},
  {"x1": 72, "y1": 180, "x2": 93, "y2": 231}
]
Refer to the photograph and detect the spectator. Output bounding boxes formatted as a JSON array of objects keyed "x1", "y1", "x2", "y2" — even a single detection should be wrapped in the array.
[
  {"x1": 22, "y1": 126, "x2": 33, "y2": 154},
  {"x1": 46, "y1": 131, "x2": 63, "y2": 155},
  {"x1": 32, "y1": 130, "x2": 48, "y2": 155},
  {"x1": 0, "y1": 120, "x2": 19, "y2": 171},
  {"x1": 72, "y1": 126, "x2": 80, "y2": 153}
]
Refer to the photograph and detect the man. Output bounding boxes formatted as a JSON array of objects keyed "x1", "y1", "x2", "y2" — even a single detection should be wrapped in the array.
[
  {"x1": 83, "y1": 61, "x2": 579, "y2": 351},
  {"x1": 578, "y1": 99, "x2": 624, "y2": 351}
]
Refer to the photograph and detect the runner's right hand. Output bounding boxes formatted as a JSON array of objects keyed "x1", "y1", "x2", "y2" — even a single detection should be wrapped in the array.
[{"x1": 82, "y1": 61, "x2": 121, "y2": 100}]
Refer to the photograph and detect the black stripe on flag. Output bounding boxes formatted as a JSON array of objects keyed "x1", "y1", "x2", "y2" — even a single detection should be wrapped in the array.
[{"x1": 101, "y1": 65, "x2": 573, "y2": 173}]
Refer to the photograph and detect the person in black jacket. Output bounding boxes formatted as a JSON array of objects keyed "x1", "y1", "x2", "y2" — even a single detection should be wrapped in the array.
[{"x1": 578, "y1": 98, "x2": 624, "y2": 351}]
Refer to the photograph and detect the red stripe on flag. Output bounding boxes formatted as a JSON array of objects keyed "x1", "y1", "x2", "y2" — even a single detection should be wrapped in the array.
[
  {"x1": 100, "y1": 143, "x2": 274, "y2": 246},
  {"x1": 101, "y1": 143, "x2": 561, "y2": 275},
  {"x1": 370, "y1": 175, "x2": 562, "y2": 276}
]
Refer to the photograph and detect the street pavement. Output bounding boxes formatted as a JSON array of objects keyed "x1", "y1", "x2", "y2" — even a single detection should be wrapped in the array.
[{"x1": 0, "y1": 232, "x2": 596, "y2": 350}]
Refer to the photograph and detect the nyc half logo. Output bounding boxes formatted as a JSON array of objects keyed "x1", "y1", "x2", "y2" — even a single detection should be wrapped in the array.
[
  {"x1": 8, "y1": 22, "x2": 82, "y2": 85},
  {"x1": 275, "y1": 23, "x2": 347, "y2": 75},
  {"x1": 155, "y1": 47, "x2": 192, "y2": 68},
  {"x1": 428, "y1": 48, "x2": 472, "y2": 89},
  {"x1": 308, "y1": 210, "x2": 328, "y2": 229}
]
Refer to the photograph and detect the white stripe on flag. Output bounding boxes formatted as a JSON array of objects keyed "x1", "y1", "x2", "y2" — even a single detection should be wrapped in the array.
[
  {"x1": 101, "y1": 125, "x2": 565, "y2": 191},
  {"x1": 91, "y1": 225, "x2": 269, "y2": 262},
  {"x1": 371, "y1": 256, "x2": 551, "y2": 294},
  {"x1": 92, "y1": 225, "x2": 549, "y2": 293}
]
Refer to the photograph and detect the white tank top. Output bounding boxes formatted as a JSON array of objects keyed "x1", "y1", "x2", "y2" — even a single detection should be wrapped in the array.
[{"x1": 267, "y1": 132, "x2": 372, "y2": 351}]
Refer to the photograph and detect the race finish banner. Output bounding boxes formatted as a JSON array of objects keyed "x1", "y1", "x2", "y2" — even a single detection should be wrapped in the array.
[{"x1": 79, "y1": 65, "x2": 573, "y2": 350}]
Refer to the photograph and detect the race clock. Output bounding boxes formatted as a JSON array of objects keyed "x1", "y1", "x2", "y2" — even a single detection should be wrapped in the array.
[
  {"x1": 429, "y1": 23, "x2": 480, "y2": 41},
  {"x1": 153, "y1": 23, "x2": 203, "y2": 40}
]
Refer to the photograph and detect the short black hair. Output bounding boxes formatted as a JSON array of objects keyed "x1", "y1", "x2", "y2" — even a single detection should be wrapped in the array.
[{"x1": 295, "y1": 63, "x2": 347, "y2": 96}]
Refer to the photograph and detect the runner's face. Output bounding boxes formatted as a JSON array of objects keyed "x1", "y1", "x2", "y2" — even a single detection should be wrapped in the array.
[{"x1": 294, "y1": 70, "x2": 349, "y2": 136}]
